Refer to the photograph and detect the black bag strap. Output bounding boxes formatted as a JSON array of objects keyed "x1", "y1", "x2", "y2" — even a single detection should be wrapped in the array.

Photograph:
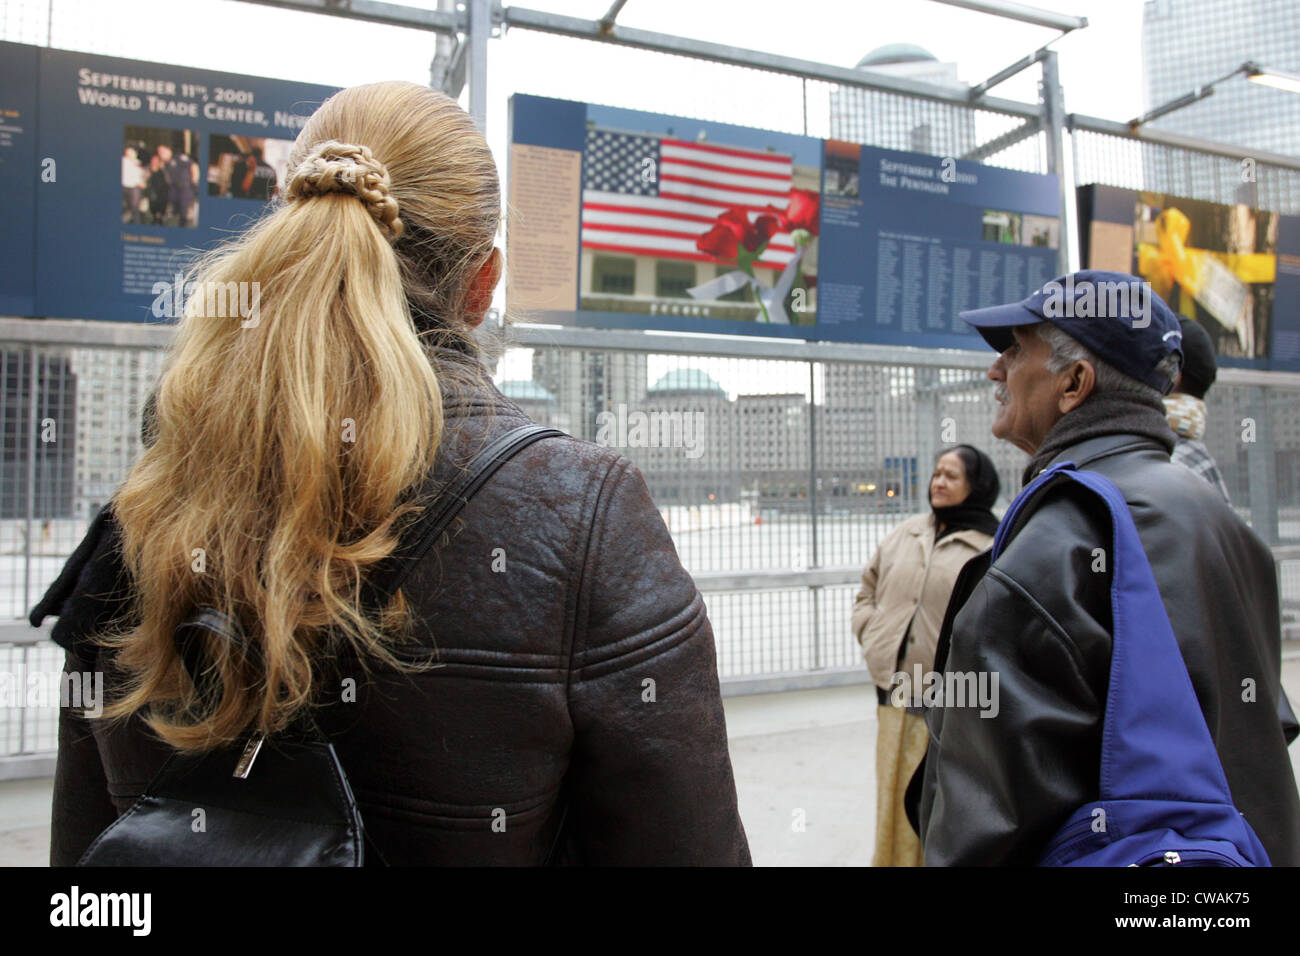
[
  {"x1": 174, "y1": 424, "x2": 564, "y2": 698},
  {"x1": 357, "y1": 423, "x2": 564, "y2": 613}
]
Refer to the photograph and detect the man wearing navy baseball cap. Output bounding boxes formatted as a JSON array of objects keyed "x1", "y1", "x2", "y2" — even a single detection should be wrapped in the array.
[{"x1": 915, "y1": 270, "x2": 1300, "y2": 866}]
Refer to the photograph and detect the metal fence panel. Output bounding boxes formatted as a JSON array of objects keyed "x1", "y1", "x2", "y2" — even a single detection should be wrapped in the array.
[
  {"x1": 1072, "y1": 127, "x2": 1300, "y2": 216},
  {"x1": 2, "y1": 0, "x2": 1298, "y2": 770}
]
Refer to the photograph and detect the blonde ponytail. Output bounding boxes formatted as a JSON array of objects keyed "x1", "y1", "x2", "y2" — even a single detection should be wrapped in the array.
[{"x1": 102, "y1": 82, "x2": 500, "y2": 750}]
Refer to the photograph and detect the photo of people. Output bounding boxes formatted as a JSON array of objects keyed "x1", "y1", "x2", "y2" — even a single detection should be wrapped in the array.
[
  {"x1": 981, "y1": 209, "x2": 1021, "y2": 244},
  {"x1": 207, "y1": 134, "x2": 296, "y2": 200},
  {"x1": 1020, "y1": 213, "x2": 1060, "y2": 249},
  {"x1": 823, "y1": 140, "x2": 861, "y2": 198},
  {"x1": 122, "y1": 126, "x2": 200, "y2": 228}
]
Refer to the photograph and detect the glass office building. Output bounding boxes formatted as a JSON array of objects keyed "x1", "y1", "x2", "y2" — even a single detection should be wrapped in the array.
[{"x1": 1143, "y1": 0, "x2": 1300, "y2": 157}]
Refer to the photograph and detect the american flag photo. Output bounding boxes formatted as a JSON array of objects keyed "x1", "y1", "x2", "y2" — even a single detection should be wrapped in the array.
[{"x1": 581, "y1": 127, "x2": 800, "y2": 272}]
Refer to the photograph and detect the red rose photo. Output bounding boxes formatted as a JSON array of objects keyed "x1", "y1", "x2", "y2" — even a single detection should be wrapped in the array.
[{"x1": 578, "y1": 125, "x2": 820, "y2": 326}]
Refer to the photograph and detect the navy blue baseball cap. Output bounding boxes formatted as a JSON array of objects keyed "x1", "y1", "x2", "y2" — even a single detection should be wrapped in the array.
[{"x1": 960, "y1": 270, "x2": 1184, "y2": 394}]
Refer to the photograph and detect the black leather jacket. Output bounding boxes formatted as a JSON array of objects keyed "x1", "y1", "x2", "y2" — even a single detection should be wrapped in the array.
[
  {"x1": 41, "y1": 356, "x2": 751, "y2": 866},
  {"x1": 918, "y1": 431, "x2": 1300, "y2": 866}
]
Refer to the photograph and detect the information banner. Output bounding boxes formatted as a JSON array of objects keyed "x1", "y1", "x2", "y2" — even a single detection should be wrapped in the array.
[
  {"x1": 507, "y1": 93, "x2": 1062, "y2": 348},
  {"x1": 0, "y1": 41, "x2": 338, "y2": 322},
  {"x1": 1079, "y1": 183, "x2": 1300, "y2": 372}
]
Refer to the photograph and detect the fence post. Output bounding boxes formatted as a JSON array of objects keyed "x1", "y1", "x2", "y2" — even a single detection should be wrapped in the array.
[
  {"x1": 808, "y1": 361, "x2": 818, "y2": 568},
  {"x1": 1040, "y1": 50, "x2": 1070, "y2": 274},
  {"x1": 808, "y1": 361, "x2": 820, "y2": 669},
  {"x1": 914, "y1": 367, "x2": 939, "y2": 515},
  {"x1": 467, "y1": 0, "x2": 492, "y2": 131},
  {"x1": 1247, "y1": 386, "x2": 1279, "y2": 545},
  {"x1": 24, "y1": 346, "x2": 37, "y2": 616}
]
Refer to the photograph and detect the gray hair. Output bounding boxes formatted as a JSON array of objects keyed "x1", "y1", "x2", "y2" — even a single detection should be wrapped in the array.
[{"x1": 1034, "y1": 323, "x2": 1180, "y2": 400}]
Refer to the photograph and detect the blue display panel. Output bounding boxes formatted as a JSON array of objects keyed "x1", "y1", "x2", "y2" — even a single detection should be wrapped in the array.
[
  {"x1": 0, "y1": 41, "x2": 338, "y2": 322},
  {"x1": 509, "y1": 92, "x2": 1062, "y2": 349}
]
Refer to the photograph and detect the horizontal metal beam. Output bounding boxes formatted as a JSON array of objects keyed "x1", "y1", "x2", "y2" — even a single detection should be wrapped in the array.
[
  {"x1": 962, "y1": 117, "x2": 1040, "y2": 162},
  {"x1": 232, "y1": 0, "x2": 461, "y2": 32},
  {"x1": 597, "y1": 0, "x2": 630, "y2": 34},
  {"x1": 1128, "y1": 86, "x2": 1216, "y2": 128},
  {"x1": 1069, "y1": 112, "x2": 1300, "y2": 172},
  {"x1": 1216, "y1": 366, "x2": 1300, "y2": 389},
  {"x1": 0, "y1": 317, "x2": 175, "y2": 349},
  {"x1": 968, "y1": 46, "x2": 1048, "y2": 101},
  {"x1": 507, "y1": 322, "x2": 1000, "y2": 369},
  {"x1": 230, "y1": 1, "x2": 1042, "y2": 121},
  {"x1": 8, "y1": 317, "x2": 1300, "y2": 388},
  {"x1": 915, "y1": 373, "x2": 991, "y2": 399},
  {"x1": 0, "y1": 621, "x2": 51, "y2": 644},
  {"x1": 501, "y1": 5, "x2": 1041, "y2": 120},
  {"x1": 694, "y1": 567, "x2": 861, "y2": 591},
  {"x1": 1128, "y1": 62, "x2": 1250, "y2": 128},
  {"x1": 926, "y1": 0, "x2": 1087, "y2": 32},
  {"x1": 721, "y1": 668, "x2": 870, "y2": 697},
  {"x1": 0, "y1": 316, "x2": 996, "y2": 369},
  {"x1": 230, "y1": 0, "x2": 1045, "y2": 122},
  {"x1": 0, "y1": 755, "x2": 56, "y2": 781}
]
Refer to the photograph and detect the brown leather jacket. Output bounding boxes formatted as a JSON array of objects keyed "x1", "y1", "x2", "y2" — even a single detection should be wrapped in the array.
[{"x1": 42, "y1": 348, "x2": 751, "y2": 866}]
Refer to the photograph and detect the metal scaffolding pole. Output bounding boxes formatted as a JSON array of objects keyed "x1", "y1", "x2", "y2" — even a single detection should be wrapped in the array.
[
  {"x1": 468, "y1": 0, "x2": 492, "y2": 130},
  {"x1": 925, "y1": 0, "x2": 1087, "y2": 32},
  {"x1": 235, "y1": 0, "x2": 459, "y2": 32},
  {"x1": 1040, "y1": 50, "x2": 1070, "y2": 274}
]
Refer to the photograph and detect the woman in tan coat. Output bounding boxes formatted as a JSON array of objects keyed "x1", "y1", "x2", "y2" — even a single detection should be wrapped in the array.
[{"x1": 852, "y1": 444, "x2": 1000, "y2": 866}]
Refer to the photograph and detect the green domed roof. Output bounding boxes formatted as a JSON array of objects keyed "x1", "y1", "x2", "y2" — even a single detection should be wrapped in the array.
[
  {"x1": 649, "y1": 368, "x2": 727, "y2": 397},
  {"x1": 499, "y1": 379, "x2": 556, "y2": 402},
  {"x1": 857, "y1": 43, "x2": 938, "y2": 68}
]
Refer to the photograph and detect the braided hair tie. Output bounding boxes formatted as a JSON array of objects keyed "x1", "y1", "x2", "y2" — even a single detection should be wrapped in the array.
[{"x1": 285, "y1": 140, "x2": 403, "y2": 241}]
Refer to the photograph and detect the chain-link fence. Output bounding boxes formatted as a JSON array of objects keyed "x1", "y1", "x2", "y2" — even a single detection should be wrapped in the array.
[
  {"x1": 5, "y1": 329, "x2": 1297, "y2": 758},
  {"x1": 2, "y1": 0, "x2": 1299, "y2": 769},
  {"x1": 1072, "y1": 125, "x2": 1300, "y2": 216}
]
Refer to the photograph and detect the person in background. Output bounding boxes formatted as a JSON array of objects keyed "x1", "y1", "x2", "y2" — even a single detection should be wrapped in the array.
[
  {"x1": 158, "y1": 143, "x2": 198, "y2": 227},
  {"x1": 226, "y1": 152, "x2": 253, "y2": 199},
  {"x1": 852, "y1": 444, "x2": 999, "y2": 866},
  {"x1": 121, "y1": 146, "x2": 146, "y2": 224},
  {"x1": 229, "y1": 146, "x2": 278, "y2": 201},
  {"x1": 245, "y1": 145, "x2": 279, "y2": 200},
  {"x1": 145, "y1": 153, "x2": 169, "y2": 226},
  {"x1": 1165, "y1": 316, "x2": 1230, "y2": 502}
]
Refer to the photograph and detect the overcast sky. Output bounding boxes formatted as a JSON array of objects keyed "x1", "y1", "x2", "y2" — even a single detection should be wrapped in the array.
[{"x1": 8, "y1": 0, "x2": 1151, "y2": 152}]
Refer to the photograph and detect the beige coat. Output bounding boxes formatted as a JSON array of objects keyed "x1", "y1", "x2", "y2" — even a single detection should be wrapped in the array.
[{"x1": 852, "y1": 512, "x2": 993, "y2": 690}]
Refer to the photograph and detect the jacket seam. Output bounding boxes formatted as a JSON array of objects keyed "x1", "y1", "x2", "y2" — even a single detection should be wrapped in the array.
[
  {"x1": 571, "y1": 591, "x2": 702, "y2": 669},
  {"x1": 1051, "y1": 436, "x2": 1165, "y2": 471},
  {"x1": 564, "y1": 455, "x2": 624, "y2": 702},
  {"x1": 355, "y1": 787, "x2": 559, "y2": 818},
  {"x1": 573, "y1": 593, "x2": 706, "y2": 680},
  {"x1": 984, "y1": 566, "x2": 1092, "y2": 685}
]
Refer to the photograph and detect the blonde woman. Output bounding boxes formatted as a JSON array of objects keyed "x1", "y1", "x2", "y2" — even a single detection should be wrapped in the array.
[
  {"x1": 852, "y1": 445, "x2": 999, "y2": 866},
  {"x1": 38, "y1": 82, "x2": 750, "y2": 866}
]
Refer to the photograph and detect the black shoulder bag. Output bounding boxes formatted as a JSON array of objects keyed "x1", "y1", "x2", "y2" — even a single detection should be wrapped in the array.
[{"x1": 78, "y1": 424, "x2": 562, "y2": 867}]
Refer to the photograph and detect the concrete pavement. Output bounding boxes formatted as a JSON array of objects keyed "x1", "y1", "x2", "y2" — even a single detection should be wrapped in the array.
[{"x1": 3, "y1": 658, "x2": 1298, "y2": 866}]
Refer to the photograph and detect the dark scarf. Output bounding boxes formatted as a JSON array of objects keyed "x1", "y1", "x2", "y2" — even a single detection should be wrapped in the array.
[
  {"x1": 1023, "y1": 390, "x2": 1177, "y2": 487},
  {"x1": 931, "y1": 444, "x2": 1001, "y2": 539}
]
